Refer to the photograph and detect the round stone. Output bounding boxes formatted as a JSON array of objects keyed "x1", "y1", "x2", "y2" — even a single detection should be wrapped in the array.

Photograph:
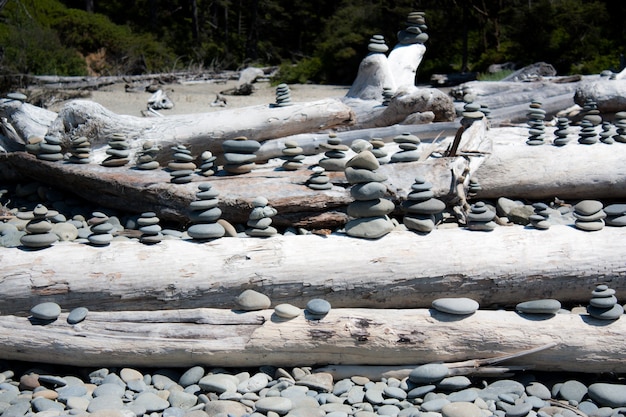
[
  {"x1": 408, "y1": 363, "x2": 449, "y2": 384},
  {"x1": 179, "y1": 366, "x2": 205, "y2": 387},
  {"x1": 441, "y1": 402, "x2": 482, "y2": 417},
  {"x1": 20, "y1": 232, "x2": 58, "y2": 248},
  {"x1": 30, "y1": 302, "x2": 61, "y2": 320},
  {"x1": 402, "y1": 198, "x2": 446, "y2": 214},
  {"x1": 345, "y1": 167, "x2": 388, "y2": 184},
  {"x1": 274, "y1": 303, "x2": 301, "y2": 319},
  {"x1": 222, "y1": 138, "x2": 261, "y2": 153},
  {"x1": 559, "y1": 380, "x2": 588, "y2": 403},
  {"x1": 403, "y1": 214, "x2": 436, "y2": 233},
  {"x1": 515, "y1": 299, "x2": 561, "y2": 315},
  {"x1": 590, "y1": 295, "x2": 617, "y2": 308},
  {"x1": 198, "y1": 374, "x2": 239, "y2": 393},
  {"x1": 88, "y1": 233, "x2": 113, "y2": 246},
  {"x1": 345, "y1": 216, "x2": 394, "y2": 239},
  {"x1": 431, "y1": 298, "x2": 479, "y2": 315},
  {"x1": 347, "y1": 199, "x2": 395, "y2": 218},
  {"x1": 575, "y1": 219, "x2": 604, "y2": 231},
  {"x1": 235, "y1": 289, "x2": 271, "y2": 311},
  {"x1": 306, "y1": 298, "x2": 331, "y2": 316},
  {"x1": 588, "y1": 383, "x2": 626, "y2": 407},
  {"x1": 574, "y1": 200, "x2": 603, "y2": 216},
  {"x1": 587, "y1": 303, "x2": 623, "y2": 320},
  {"x1": 350, "y1": 182, "x2": 388, "y2": 201},
  {"x1": 255, "y1": 397, "x2": 293, "y2": 415},
  {"x1": 67, "y1": 307, "x2": 89, "y2": 324},
  {"x1": 345, "y1": 151, "x2": 380, "y2": 171},
  {"x1": 187, "y1": 223, "x2": 225, "y2": 239}
]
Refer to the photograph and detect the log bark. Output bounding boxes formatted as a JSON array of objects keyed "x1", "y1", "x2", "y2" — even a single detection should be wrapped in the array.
[
  {"x1": 0, "y1": 225, "x2": 624, "y2": 315},
  {"x1": 0, "y1": 306, "x2": 623, "y2": 373}
]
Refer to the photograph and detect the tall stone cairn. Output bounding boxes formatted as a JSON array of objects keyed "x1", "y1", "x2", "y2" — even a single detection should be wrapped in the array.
[
  {"x1": 319, "y1": 134, "x2": 349, "y2": 172},
  {"x1": 68, "y1": 136, "x2": 91, "y2": 164},
  {"x1": 397, "y1": 11, "x2": 428, "y2": 45},
  {"x1": 612, "y1": 111, "x2": 626, "y2": 143},
  {"x1": 402, "y1": 176, "x2": 445, "y2": 234},
  {"x1": 526, "y1": 100, "x2": 546, "y2": 146},
  {"x1": 187, "y1": 183, "x2": 225, "y2": 241}
]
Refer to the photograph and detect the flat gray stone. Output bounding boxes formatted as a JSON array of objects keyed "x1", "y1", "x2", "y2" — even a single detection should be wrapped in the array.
[
  {"x1": 274, "y1": 303, "x2": 301, "y2": 319},
  {"x1": 587, "y1": 303, "x2": 623, "y2": 320},
  {"x1": 347, "y1": 199, "x2": 395, "y2": 218},
  {"x1": 558, "y1": 380, "x2": 587, "y2": 403},
  {"x1": 88, "y1": 395, "x2": 124, "y2": 412},
  {"x1": 255, "y1": 397, "x2": 293, "y2": 414},
  {"x1": 187, "y1": 223, "x2": 225, "y2": 239},
  {"x1": 350, "y1": 182, "x2": 388, "y2": 201},
  {"x1": 235, "y1": 289, "x2": 271, "y2": 311},
  {"x1": 168, "y1": 390, "x2": 198, "y2": 409},
  {"x1": 515, "y1": 299, "x2": 561, "y2": 315},
  {"x1": 306, "y1": 299, "x2": 331, "y2": 316},
  {"x1": 30, "y1": 302, "x2": 61, "y2": 320},
  {"x1": 441, "y1": 402, "x2": 482, "y2": 417},
  {"x1": 526, "y1": 382, "x2": 551, "y2": 400},
  {"x1": 198, "y1": 374, "x2": 239, "y2": 393},
  {"x1": 432, "y1": 298, "x2": 479, "y2": 315},
  {"x1": 344, "y1": 167, "x2": 388, "y2": 184},
  {"x1": 408, "y1": 364, "x2": 449, "y2": 384},
  {"x1": 345, "y1": 216, "x2": 394, "y2": 239},
  {"x1": 574, "y1": 200, "x2": 603, "y2": 216},
  {"x1": 67, "y1": 307, "x2": 89, "y2": 324},
  {"x1": 179, "y1": 366, "x2": 205, "y2": 387}
]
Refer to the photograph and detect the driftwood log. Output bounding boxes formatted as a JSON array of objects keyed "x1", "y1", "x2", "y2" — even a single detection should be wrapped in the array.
[
  {"x1": 0, "y1": 226, "x2": 624, "y2": 315},
  {"x1": 0, "y1": 306, "x2": 623, "y2": 373},
  {"x1": 574, "y1": 78, "x2": 626, "y2": 113}
]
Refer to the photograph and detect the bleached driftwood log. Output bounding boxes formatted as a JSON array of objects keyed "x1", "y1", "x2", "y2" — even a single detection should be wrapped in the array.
[
  {"x1": 1, "y1": 226, "x2": 624, "y2": 315},
  {"x1": 473, "y1": 126, "x2": 626, "y2": 200},
  {"x1": 574, "y1": 78, "x2": 626, "y2": 113},
  {"x1": 0, "y1": 306, "x2": 623, "y2": 373}
]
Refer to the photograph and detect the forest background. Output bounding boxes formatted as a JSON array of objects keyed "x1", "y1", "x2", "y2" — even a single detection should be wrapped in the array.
[{"x1": 0, "y1": 0, "x2": 625, "y2": 87}]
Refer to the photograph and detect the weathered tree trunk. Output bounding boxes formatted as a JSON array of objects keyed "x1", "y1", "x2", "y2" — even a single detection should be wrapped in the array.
[
  {"x1": 1, "y1": 225, "x2": 624, "y2": 315},
  {"x1": 574, "y1": 78, "x2": 626, "y2": 113},
  {"x1": 0, "y1": 306, "x2": 623, "y2": 373}
]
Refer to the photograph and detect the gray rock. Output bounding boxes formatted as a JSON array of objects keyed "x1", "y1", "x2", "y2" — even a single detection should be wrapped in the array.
[
  {"x1": 274, "y1": 304, "x2": 301, "y2": 319},
  {"x1": 255, "y1": 397, "x2": 293, "y2": 414},
  {"x1": 297, "y1": 372, "x2": 334, "y2": 393},
  {"x1": 441, "y1": 402, "x2": 483, "y2": 417},
  {"x1": 420, "y1": 398, "x2": 450, "y2": 412},
  {"x1": 168, "y1": 390, "x2": 198, "y2": 409},
  {"x1": 526, "y1": 382, "x2": 551, "y2": 400},
  {"x1": 237, "y1": 372, "x2": 270, "y2": 393},
  {"x1": 31, "y1": 396, "x2": 65, "y2": 412},
  {"x1": 408, "y1": 364, "x2": 449, "y2": 384},
  {"x1": 500, "y1": 401, "x2": 532, "y2": 417},
  {"x1": 93, "y1": 383, "x2": 125, "y2": 398},
  {"x1": 67, "y1": 307, "x2": 89, "y2": 324},
  {"x1": 88, "y1": 395, "x2": 125, "y2": 412},
  {"x1": 515, "y1": 299, "x2": 561, "y2": 315},
  {"x1": 588, "y1": 383, "x2": 626, "y2": 407},
  {"x1": 574, "y1": 200, "x2": 603, "y2": 216},
  {"x1": 306, "y1": 299, "x2": 331, "y2": 317},
  {"x1": 133, "y1": 392, "x2": 170, "y2": 412},
  {"x1": 558, "y1": 380, "x2": 588, "y2": 404},
  {"x1": 447, "y1": 388, "x2": 478, "y2": 403},
  {"x1": 437, "y1": 376, "x2": 471, "y2": 391},
  {"x1": 345, "y1": 216, "x2": 395, "y2": 239},
  {"x1": 198, "y1": 374, "x2": 239, "y2": 393},
  {"x1": 179, "y1": 366, "x2": 205, "y2": 387},
  {"x1": 587, "y1": 303, "x2": 624, "y2": 320},
  {"x1": 235, "y1": 289, "x2": 271, "y2": 311},
  {"x1": 384, "y1": 386, "x2": 407, "y2": 400},
  {"x1": 30, "y1": 302, "x2": 61, "y2": 320},
  {"x1": 204, "y1": 399, "x2": 249, "y2": 416},
  {"x1": 431, "y1": 298, "x2": 479, "y2": 315}
]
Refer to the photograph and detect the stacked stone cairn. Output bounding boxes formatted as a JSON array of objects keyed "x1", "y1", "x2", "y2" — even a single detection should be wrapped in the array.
[
  {"x1": 187, "y1": 183, "x2": 225, "y2": 241},
  {"x1": 381, "y1": 87, "x2": 394, "y2": 106},
  {"x1": 397, "y1": 11, "x2": 428, "y2": 45},
  {"x1": 529, "y1": 202, "x2": 551, "y2": 230},
  {"x1": 368, "y1": 34, "x2": 388, "y2": 53},
  {"x1": 19, "y1": 204, "x2": 58, "y2": 249},
  {"x1": 480, "y1": 104, "x2": 492, "y2": 121},
  {"x1": 281, "y1": 140, "x2": 305, "y2": 171},
  {"x1": 604, "y1": 203, "x2": 626, "y2": 226},
  {"x1": 135, "y1": 141, "x2": 161, "y2": 170},
  {"x1": 466, "y1": 201, "x2": 497, "y2": 231},
  {"x1": 578, "y1": 119, "x2": 598, "y2": 145},
  {"x1": 587, "y1": 284, "x2": 623, "y2": 320},
  {"x1": 344, "y1": 140, "x2": 395, "y2": 239},
  {"x1": 198, "y1": 150, "x2": 217, "y2": 176},
  {"x1": 573, "y1": 200, "x2": 605, "y2": 231},
  {"x1": 402, "y1": 176, "x2": 445, "y2": 234},
  {"x1": 613, "y1": 111, "x2": 626, "y2": 143},
  {"x1": 581, "y1": 98, "x2": 602, "y2": 126},
  {"x1": 37, "y1": 135, "x2": 64, "y2": 162},
  {"x1": 87, "y1": 212, "x2": 115, "y2": 246},
  {"x1": 222, "y1": 136, "x2": 260, "y2": 175},
  {"x1": 553, "y1": 117, "x2": 571, "y2": 146},
  {"x1": 137, "y1": 212, "x2": 163, "y2": 244},
  {"x1": 168, "y1": 144, "x2": 196, "y2": 183},
  {"x1": 67, "y1": 136, "x2": 91, "y2": 164},
  {"x1": 468, "y1": 178, "x2": 482, "y2": 198},
  {"x1": 245, "y1": 196, "x2": 278, "y2": 237},
  {"x1": 369, "y1": 138, "x2": 389, "y2": 164},
  {"x1": 273, "y1": 83, "x2": 293, "y2": 107},
  {"x1": 461, "y1": 102, "x2": 484, "y2": 124},
  {"x1": 102, "y1": 133, "x2": 131, "y2": 167},
  {"x1": 526, "y1": 100, "x2": 546, "y2": 146},
  {"x1": 318, "y1": 134, "x2": 349, "y2": 172},
  {"x1": 25, "y1": 136, "x2": 42, "y2": 155},
  {"x1": 307, "y1": 166, "x2": 332, "y2": 190},
  {"x1": 390, "y1": 132, "x2": 420, "y2": 163},
  {"x1": 599, "y1": 121, "x2": 614, "y2": 144}
]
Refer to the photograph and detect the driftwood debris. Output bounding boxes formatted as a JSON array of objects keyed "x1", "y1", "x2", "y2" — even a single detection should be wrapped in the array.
[
  {"x1": 0, "y1": 307, "x2": 623, "y2": 373},
  {"x1": 574, "y1": 78, "x2": 626, "y2": 114},
  {"x1": 1, "y1": 226, "x2": 624, "y2": 315}
]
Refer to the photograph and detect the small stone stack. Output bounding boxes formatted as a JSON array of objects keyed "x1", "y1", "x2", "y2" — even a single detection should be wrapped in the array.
[
  {"x1": 273, "y1": 84, "x2": 293, "y2": 107},
  {"x1": 613, "y1": 111, "x2": 626, "y2": 143},
  {"x1": 402, "y1": 176, "x2": 445, "y2": 233},
  {"x1": 102, "y1": 133, "x2": 131, "y2": 167},
  {"x1": 369, "y1": 138, "x2": 389, "y2": 164},
  {"x1": 281, "y1": 140, "x2": 305, "y2": 171},
  {"x1": 397, "y1": 11, "x2": 428, "y2": 45},
  {"x1": 526, "y1": 100, "x2": 546, "y2": 146},
  {"x1": 466, "y1": 201, "x2": 497, "y2": 231},
  {"x1": 390, "y1": 133, "x2": 420, "y2": 163},
  {"x1": 344, "y1": 147, "x2": 395, "y2": 239},
  {"x1": 468, "y1": 178, "x2": 482, "y2": 198},
  {"x1": 581, "y1": 98, "x2": 602, "y2": 126},
  {"x1": 135, "y1": 141, "x2": 161, "y2": 170},
  {"x1": 20, "y1": 204, "x2": 58, "y2": 249},
  {"x1": 587, "y1": 284, "x2": 623, "y2": 321},
  {"x1": 198, "y1": 150, "x2": 217, "y2": 176},
  {"x1": 461, "y1": 102, "x2": 484, "y2": 124},
  {"x1": 87, "y1": 212, "x2": 115, "y2": 246},
  {"x1": 168, "y1": 144, "x2": 196, "y2": 183},
  {"x1": 25, "y1": 136, "x2": 42, "y2": 155},
  {"x1": 529, "y1": 202, "x2": 551, "y2": 230},
  {"x1": 480, "y1": 104, "x2": 492, "y2": 121},
  {"x1": 578, "y1": 119, "x2": 598, "y2": 144},
  {"x1": 604, "y1": 204, "x2": 626, "y2": 227},
  {"x1": 307, "y1": 166, "x2": 332, "y2": 190},
  {"x1": 187, "y1": 183, "x2": 225, "y2": 241},
  {"x1": 67, "y1": 136, "x2": 91, "y2": 164},
  {"x1": 553, "y1": 117, "x2": 571, "y2": 146},
  {"x1": 381, "y1": 87, "x2": 394, "y2": 106},
  {"x1": 319, "y1": 134, "x2": 349, "y2": 172},
  {"x1": 137, "y1": 212, "x2": 163, "y2": 244},
  {"x1": 573, "y1": 200, "x2": 606, "y2": 231},
  {"x1": 37, "y1": 135, "x2": 64, "y2": 162},
  {"x1": 599, "y1": 121, "x2": 614, "y2": 144},
  {"x1": 245, "y1": 196, "x2": 278, "y2": 237},
  {"x1": 222, "y1": 136, "x2": 260, "y2": 175},
  {"x1": 368, "y1": 34, "x2": 388, "y2": 53}
]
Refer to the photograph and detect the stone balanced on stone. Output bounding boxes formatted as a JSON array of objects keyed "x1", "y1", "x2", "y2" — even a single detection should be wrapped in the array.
[
  {"x1": 245, "y1": 196, "x2": 278, "y2": 237},
  {"x1": 307, "y1": 166, "x2": 332, "y2": 190},
  {"x1": 553, "y1": 117, "x2": 571, "y2": 146},
  {"x1": 466, "y1": 201, "x2": 497, "y2": 231},
  {"x1": 578, "y1": 119, "x2": 598, "y2": 145},
  {"x1": 135, "y1": 141, "x2": 161, "y2": 170},
  {"x1": 37, "y1": 135, "x2": 64, "y2": 162},
  {"x1": 599, "y1": 121, "x2": 614, "y2": 144},
  {"x1": 467, "y1": 178, "x2": 482, "y2": 198},
  {"x1": 187, "y1": 183, "x2": 225, "y2": 241},
  {"x1": 397, "y1": 11, "x2": 428, "y2": 45},
  {"x1": 199, "y1": 150, "x2": 217, "y2": 176},
  {"x1": 613, "y1": 111, "x2": 626, "y2": 143},
  {"x1": 344, "y1": 141, "x2": 395, "y2": 239},
  {"x1": 402, "y1": 176, "x2": 445, "y2": 234},
  {"x1": 369, "y1": 138, "x2": 389, "y2": 164},
  {"x1": 222, "y1": 136, "x2": 260, "y2": 175},
  {"x1": 390, "y1": 133, "x2": 421, "y2": 163},
  {"x1": 67, "y1": 136, "x2": 91, "y2": 164},
  {"x1": 319, "y1": 134, "x2": 349, "y2": 172},
  {"x1": 381, "y1": 87, "x2": 394, "y2": 106},
  {"x1": 581, "y1": 98, "x2": 602, "y2": 126},
  {"x1": 526, "y1": 100, "x2": 546, "y2": 146},
  {"x1": 281, "y1": 140, "x2": 305, "y2": 171},
  {"x1": 168, "y1": 144, "x2": 196, "y2": 183},
  {"x1": 138, "y1": 212, "x2": 163, "y2": 244},
  {"x1": 102, "y1": 133, "x2": 131, "y2": 167},
  {"x1": 573, "y1": 200, "x2": 605, "y2": 231},
  {"x1": 25, "y1": 136, "x2": 42, "y2": 155},
  {"x1": 529, "y1": 202, "x2": 551, "y2": 230},
  {"x1": 587, "y1": 284, "x2": 623, "y2": 320},
  {"x1": 19, "y1": 204, "x2": 59, "y2": 249},
  {"x1": 368, "y1": 34, "x2": 388, "y2": 53},
  {"x1": 604, "y1": 203, "x2": 626, "y2": 226},
  {"x1": 273, "y1": 83, "x2": 293, "y2": 107},
  {"x1": 87, "y1": 212, "x2": 115, "y2": 246}
]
